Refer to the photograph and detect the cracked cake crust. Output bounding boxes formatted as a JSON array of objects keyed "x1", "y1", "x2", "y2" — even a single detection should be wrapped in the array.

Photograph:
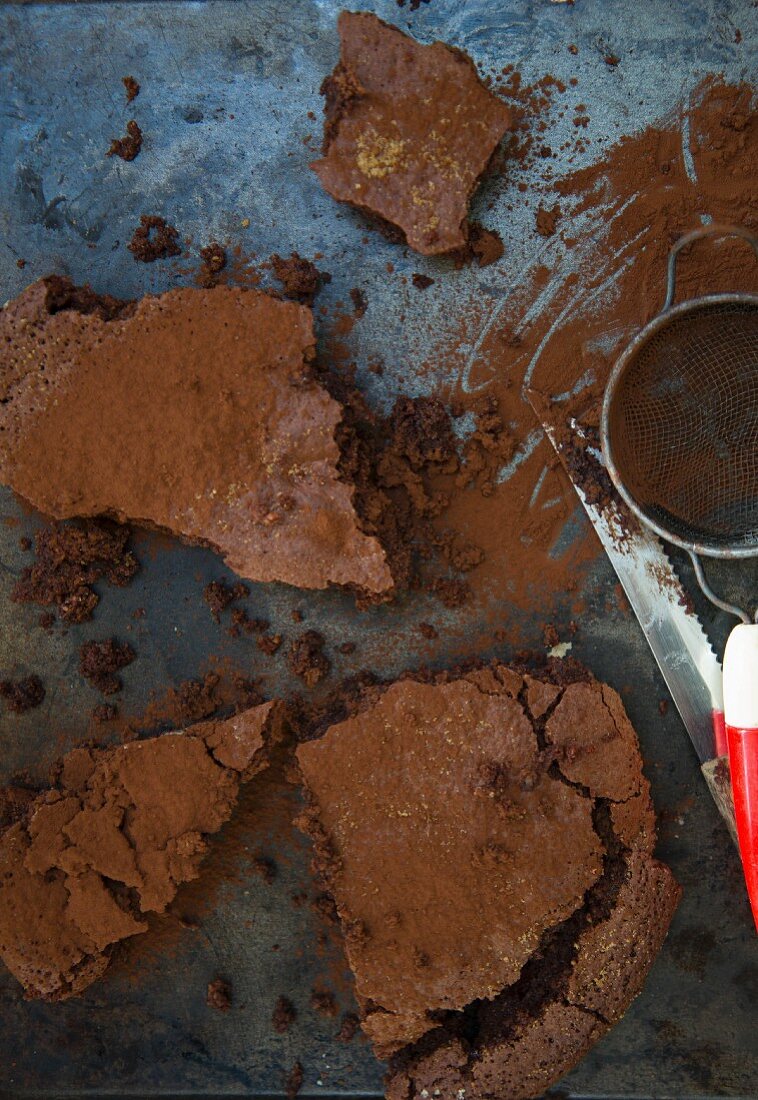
[
  {"x1": 0, "y1": 702, "x2": 283, "y2": 1000},
  {"x1": 0, "y1": 277, "x2": 400, "y2": 599},
  {"x1": 295, "y1": 662, "x2": 680, "y2": 1100},
  {"x1": 311, "y1": 13, "x2": 512, "y2": 255}
]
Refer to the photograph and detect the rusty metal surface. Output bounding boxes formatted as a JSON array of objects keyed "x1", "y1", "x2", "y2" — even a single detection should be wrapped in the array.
[{"x1": 0, "y1": 1, "x2": 757, "y2": 1097}]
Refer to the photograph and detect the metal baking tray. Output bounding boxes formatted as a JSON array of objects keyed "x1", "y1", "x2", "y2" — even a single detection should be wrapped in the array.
[{"x1": 0, "y1": 1, "x2": 756, "y2": 1097}]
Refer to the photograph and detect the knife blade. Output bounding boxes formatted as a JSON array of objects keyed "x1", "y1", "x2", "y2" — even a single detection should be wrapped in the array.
[{"x1": 528, "y1": 389, "x2": 737, "y2": 843}]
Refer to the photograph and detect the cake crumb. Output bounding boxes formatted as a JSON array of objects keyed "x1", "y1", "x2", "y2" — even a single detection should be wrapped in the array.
[
  {"x1": 536, "y1": 204, "x2": 562, "y2": 237},
  {"x1": 0, "y1": 675, "x2": 45, "y2": 714},
  {"x1": 349, "y1": 287, "x2": 368, "y2": 316},
  {"x1": 206, "y1": 978, "x2": 232, "y2": 1012},
  {"x1": 122, "y1": 75, "x2": 140, "y2": 102},
  {"x1": 412, "y1": 273, "x2": 435, "y2": 290},
  {"x1": 271, "y1": 252, "x2": 330, "y2": 305},
  {"x1": 128, "y1": 215, "x2": 181, "y2": 262},
  {"x1": 107, "y1": 119, "x2": 143, "y2": 161},
  {"x1": 198, "y1": 242, "x2": 227, "y2": 288},
  {"x1": 257, "y1": 633, "x2": 283, "y2": 656},
  {"x1": 12, "y1": 520, "x2": 138, "y2": 624},
  {"x1": 288, "y1": 631, "x2": 331, "y2": 687},
  {"x1": 79, "y1": 638, "x2": 136, "y2": 695}
]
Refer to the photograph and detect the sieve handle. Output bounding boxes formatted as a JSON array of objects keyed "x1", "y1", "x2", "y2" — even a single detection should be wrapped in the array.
[
  {"x1": 723, "y1": 623, "x2": 758, "y2": 932},
  {"x1": 663, "y1": 223, "x2": 758, "y2": 312}
]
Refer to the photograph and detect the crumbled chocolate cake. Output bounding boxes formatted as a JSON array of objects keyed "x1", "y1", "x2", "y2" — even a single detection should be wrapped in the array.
[
  {"x1": 411, "y1": 273, "x2": 435, "y2": 290},
  {"x1": 288, "y1": 631, "x2": 331, "y2": 687},
  {"x1": 312, "y1": 13, "x2": 511, "y2": 254},
  {"x1": 0, "y1": 675, "x2": 45, "y2": 714},
  {"x1": 11, "y1": 518, "x2": 138, "y2": 624},
  {"x1": 203, "y1": 579, "x2": 249, "y2": 623},
  {"x1": 0, "y1": 277, "x2": 406, "y2": 599},
  {"x1": 0, "y1": 702, "x2": 283, "y2": 1000},
  {"x1": 258, "y1": 634, "x2": 283, "y2": 656},
  {"x1": 164, "y1": 674, "x2": 221, "y2": 725},
  {"x1": 272, "y1": 994, "x2": 297, "y2": 1033},
  {"x1": 295, "y1": 664, "x2": 679, "y2": 1097},
  {"x1": 127, "y1": 215, "x2": 181, "y2": 262},
  {"x1": 122, "y1": 75, "x2": 140, "y2": 102},
  {"x1": 271, "y1": 252, "x2": 330, "y2": 305},
  {"x1": 78, "y1": 638, "x2": 136, "y2": 695},
  {"x1": 198, "y1": 242, "x2": 227, "y2": 288},
  {"x1": 206, "y1": 977, "x2": 233, "y2": 1012},
  {"x1": 107, "y1": 120, "x2": 143, "y2": 161},
  {"x1": 462, "y1": 223, "x2": 505, "y2": 267}
]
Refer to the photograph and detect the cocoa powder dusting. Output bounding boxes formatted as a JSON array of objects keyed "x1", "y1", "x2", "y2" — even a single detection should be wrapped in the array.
[{"x1": 416, "y1": 77, "x2": 757, "y2": 619}]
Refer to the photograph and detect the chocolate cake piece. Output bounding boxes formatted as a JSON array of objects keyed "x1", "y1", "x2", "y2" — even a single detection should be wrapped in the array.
[
  {"x1": 0, "y1": 701, "x2": 283, "y2": 1000},
  {"x1": 296, "y1": 664, "x2": 680, "y2": 1099},
  {"x1": 0, "y1": 277, "x2": 398, "y2": 598},
  {"x1": 312, "y1": 13, "x2": 511, "y2": 255}
]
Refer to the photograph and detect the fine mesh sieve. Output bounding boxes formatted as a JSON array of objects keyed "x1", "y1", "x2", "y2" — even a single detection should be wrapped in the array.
[{"x1": 602, "y1": 224, "x2": 758, "y2": 621}]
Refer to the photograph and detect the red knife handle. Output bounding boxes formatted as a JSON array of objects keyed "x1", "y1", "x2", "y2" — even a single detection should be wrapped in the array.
[{"x1": 726, "y1": 723, "x2": 758, "y2": 932}]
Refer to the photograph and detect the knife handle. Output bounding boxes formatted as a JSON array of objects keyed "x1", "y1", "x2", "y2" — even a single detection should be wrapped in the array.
[{"x1": 723, "y1": 623, "x2": 758, "y2": 933}]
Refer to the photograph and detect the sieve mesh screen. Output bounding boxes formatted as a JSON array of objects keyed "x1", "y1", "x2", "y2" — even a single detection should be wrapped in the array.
[{"x1": 606, "y1": 301, "x2": 758, "y2": 552}]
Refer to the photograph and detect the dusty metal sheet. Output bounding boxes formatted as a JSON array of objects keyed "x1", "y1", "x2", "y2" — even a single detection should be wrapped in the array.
[{"x1": 0, "y1": 1, "x2": 756, "y2": 1097}]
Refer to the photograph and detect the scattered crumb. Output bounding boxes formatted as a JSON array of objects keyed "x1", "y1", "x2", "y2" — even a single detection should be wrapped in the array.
[
  {"x1": 19, "y1": 536, "x2": 32, "y2": 551},
  {"x1": 271, "y1": 252, "x2": 330, "y2": 305},
  {"x1": 291, "y1": 609, "x2": 304, "y2": 623},
  {"x1": 412, "y1": 273, "x2": 435, "y2": 290},
  {"x1": 288, "y1": 631, "x2": 331, "y2": 687},
  {"x1": 418, "y1": 622, "x2": 438, "y2": 640},
  {"x1": 466, "y1": 223, "x2": 504, "y2": 267},
  {"x1": 335, "y1": 1012, "x2": 360, "y2": 1042},
  {"x1": 338, "y1": 641, "x2": 356, "y2": 655},
  {"x1": 128, "y1": 215, "x2": 181, "y2": 262},
  {"x1": 203, "y1": 579, "x2": 249, "y2": 622},
  {"x1": 0, "y1": 675, "x2": 45, "y2": 714},
  {"x1": 604, "y1": 53, "x2": 620, "y2": 67},
  {"x1": 79, "y1": 638, "x2": 136, "y2": 695},
  {"x1": 206, "y1": 978, "x2": 232, "y2": 1012},
  {"x1": 198, "y1": 242, "x2": 227, "y2": 287},
  {"x1": 257, "y1": 633, "x2": 283, "y2": 656},
  {"x1": 122, "y1": 75, "x2": 140, "y2": 101},
  {"x1": 16, "y1": 258, "x2": 26, "y2": 270},
  {"x1": 107, "y1": 119, "x2": 143, "y2": 161},
  {"x1": 542, "y1": 623, "x2": 560, "y2": 649},
  {"x1": 272, "y1": 995, "x2": 297, "y2": 1033},
  {"x1": 12, "y1": 519, "x2": 138, "y2": 623},
  {"x1": 659, "y1": 699, "x2": 669, "y2": 717},
  {"x1": 310, "y1": 892, "x2": 339, "y2": 925},
  {"x1": 310, "y1": 989, "x2": 338, "y2": 1017},
  {"x1": 536, "y1": 204, "x2": 562, "y2": 238}
]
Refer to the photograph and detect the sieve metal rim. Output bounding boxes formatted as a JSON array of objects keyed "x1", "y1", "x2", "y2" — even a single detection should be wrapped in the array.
[{"x1": 602, "y1": 283, "x2": 758, "y2": 561}]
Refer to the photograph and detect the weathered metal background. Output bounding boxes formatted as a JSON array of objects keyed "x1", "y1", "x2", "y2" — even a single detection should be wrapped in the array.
[{"x1": 0, "y1": 1, "x2": 756, "y2": 1097}]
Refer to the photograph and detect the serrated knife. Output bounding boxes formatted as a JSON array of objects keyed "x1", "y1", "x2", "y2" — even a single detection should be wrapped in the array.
[{"x1": 528, "y1": 390, "x2": 737, "y2": 844}]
